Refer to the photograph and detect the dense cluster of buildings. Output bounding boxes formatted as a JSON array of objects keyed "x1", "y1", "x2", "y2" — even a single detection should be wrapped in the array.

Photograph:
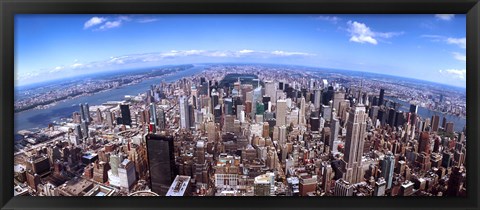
[{"x1": 14, "y1": 64, "x2": 467, "y2": 197}]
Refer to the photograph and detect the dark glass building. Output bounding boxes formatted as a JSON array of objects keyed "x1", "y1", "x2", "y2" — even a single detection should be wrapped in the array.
[
  {"x1": 379, "y1": 89, "x2": 385, "y2": 106},
  {"x1": 119, "y1": 104, "x2": 132, "y2": 126},
  {"x1": 146, "y1": 134, "x2": 176, "y2": 195}
]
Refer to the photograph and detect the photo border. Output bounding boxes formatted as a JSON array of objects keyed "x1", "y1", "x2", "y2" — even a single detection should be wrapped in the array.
[{"x1": 1, "y1": 0, "x2": 479, "y2": 209}]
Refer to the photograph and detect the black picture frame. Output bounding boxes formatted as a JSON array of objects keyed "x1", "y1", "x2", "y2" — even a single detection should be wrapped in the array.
[{"x1": 1, "y1": 0, "x2": 479, "y2": 210}]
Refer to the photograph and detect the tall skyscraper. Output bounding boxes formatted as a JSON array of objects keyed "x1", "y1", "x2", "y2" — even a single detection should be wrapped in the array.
[
  {"x1": 146, "y1": 134, "x2": 176, "y2": 195},
  {"x1": 380, "y1": 152, "x2": 395, "y2": 189},
  {"x1": 95, "y1": 108, "x2": 103, "y2": 124},
  {"x1": 150, "y1": 103, "x2": 157, "y2": 126},
  {"x1": 79, "y1": 103, "x2": 90, "y2": 123},
  {"x1": 211, "y1": 91, "x2": 219, "y2": 114},
  {"x1": 74, "y1": 124, "x2": 83, "y2": 140},
  {"x1": 333, "y1": 90, "x2": 345, "y2": 113},
  {"x1": 224, "y1": 98, "x2": 233, "y2": 115},
  {"x1": 314, "y1": 89, "x2": 322, "y2": 110},
  {"x1": 344, "y1": 104, "x2": 367, "y2": 184},
  {"x1": 299, "y1": 97, "x2": 306, "y2": 125},
  {"x1": 179, "y1": 96, "x2": 190, "y2": 130},
  {"x1": 409, "y1": 104, "x2": 418, "y2": 113},
  {"x1": 119, "y1": 104, "x2": 132, "y2": 126},
  {"x1": 118, "y1": 159, "x2": 137, "y2": 190},
  {"x1": 374, "y1": 177, "x2": 387, "y2": 196},
  {"x1": 158, "y1": 109, "x2": 166, "y2": 130},
  {"x1": 279, "y1": 125, "x2": 287, "y2": 145},
  {"x1": 265, "y1": 81, "x2": 277, "y2": 101},
  {"x1": 252, "y1": 86, "x2": 262, "y2": 118},
  {"x1": 419, "y1": 132, "x2": 431, "y2": 154},
  {"x1": 446, "y1": 166, "x2": 463, "y2": 196},
  {"x1": 379, "y1": 89, "x2": 385, "y2": 106},
  {"x1": 105, "y1": 110, "x2": 114, "y2": 128},
  {"x1": 80, "y1": 121, "x2": 89, "y2": 139},
  {"x1": 330, "y1": 111, "x2": 340, "y2": 153},
  {"x1": 276, "y1": 99, "x2": 287, "y2": 127},
  {"x1": 431, "y1": 115, "x2": 440, "y2": 132}
]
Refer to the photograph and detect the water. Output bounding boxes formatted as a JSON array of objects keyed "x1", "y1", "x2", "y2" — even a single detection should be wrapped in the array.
[
  {"x1": 14, "y1": 64, "x2": 466, "y2": 133},
  {"x1": 386, "y1": 96, "x2": 466, "y2": 132},
  {"x1": 14, "y1": 65, "x2": 207, "y2": 133}
]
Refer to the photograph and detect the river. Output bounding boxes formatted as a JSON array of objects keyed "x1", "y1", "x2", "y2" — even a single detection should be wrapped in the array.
[
  {"x1": 14, "y1": 65, "x2": 466, "y2": 134},
  {"x1": 386, "y1": 96, "x2": 465, "y2": 132},
  {"x1": 14, "y1": 65, "x2": 207, "y2": 133}
]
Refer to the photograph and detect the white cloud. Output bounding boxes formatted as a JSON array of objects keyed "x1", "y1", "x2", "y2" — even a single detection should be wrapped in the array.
[
  {"x1": 315, "y1": 16, "x2": 341, "y2": 24},
  {"x1": 270, "y1": 50, "x2": 311, "y2": 56},
  {"x1": 435, "y1": 14, "x2": 455, "y2": 21},
  {"x1": 48, "y1": 66, "x2": 65, "y2": 73},
  {"x1": 17, "y1": 49, "x2": 315, "y2": 83},
  {"x1": 137, "y1": 18, "x2": 159, "y2": 23},
  {"x1": 84, "y1": 15, "x2": 160, "y2": 31},
  {"x1": 84, "y1": 17, "x2": 107, "y2": 29},
  {"x1": 346, "y1": 21, "x2": 402, "y2": 45},
  {"x1": 238, "y1": 49, "x2": 255, "y2": 54},
  {"x1": 71, "y1": 63, "x2": 83, "y2": 68},
  {"x1": 347, "y1": 21, "x2": 377, "y2": 44},
  {"x1": 452, "y1": 52, "x2": 466, "y2": 62},
  {"x1": 376, "y1": 31, "x2": 404, "y2": 39},
  {"x1": 446, "y1": 37, "x2": 466, "y2": 49},
  {"x1": 98, "y1": 20, "x2": 122, "y2": 30},
  {"x1": 422, "y1": 35, "x2": 466, "y2": 49},
  {"x1": 118, "y1": 16, "x2": 132, "y2": 21},
  {"x1": 439, "y1": 69, "x2": 466, "y2": 80}
]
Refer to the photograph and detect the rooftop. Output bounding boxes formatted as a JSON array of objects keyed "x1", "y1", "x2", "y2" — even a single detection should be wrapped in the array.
[{"x1": 166, "y1": 175, "x2": 191, "y2": 196}]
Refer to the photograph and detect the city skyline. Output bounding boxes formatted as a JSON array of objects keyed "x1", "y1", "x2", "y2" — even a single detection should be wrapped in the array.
[
  {"x1": 15, "y1": 14, "x2": 466, "y2": 87},
  {"x1": 13, "y1": 64, "x2": 467, "y2": 197}
]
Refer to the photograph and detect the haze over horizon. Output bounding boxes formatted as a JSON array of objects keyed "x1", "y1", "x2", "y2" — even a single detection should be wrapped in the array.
[{"x1": 15, "y1": 14, "x2": 466, "y2": 87}]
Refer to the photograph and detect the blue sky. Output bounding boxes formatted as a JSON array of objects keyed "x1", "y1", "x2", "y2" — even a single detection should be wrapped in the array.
[{"x1": 15, "y1": 14, "x2": 466, "y2": 87}]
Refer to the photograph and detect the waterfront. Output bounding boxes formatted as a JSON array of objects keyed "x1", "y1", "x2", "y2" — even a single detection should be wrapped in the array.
[
  {"x1": 14, "y1": 65, "x2": 466, "y2": 134},
  {"x1": 14, "y1": 65, "x2": 206, "y2": 133},
  {"x1": 387, "y1": 96, "x2": 466, "y2": 132}
]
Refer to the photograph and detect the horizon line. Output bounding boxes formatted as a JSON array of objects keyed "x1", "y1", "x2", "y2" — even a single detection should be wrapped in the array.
[{"x1": 15, "y1": 62, "x2": 467, "y2": 90}]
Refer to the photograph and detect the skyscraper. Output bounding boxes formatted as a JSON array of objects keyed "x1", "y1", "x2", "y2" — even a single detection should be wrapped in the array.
[
  {"x1": 314, "y1": 89, "x2": 322, "y2": 110},
  {"x1": 119, "y1": 104, "x2": 132, "y2": 126},
  {"x1": 279, "y1": 125, "x2": 287, "y2": 145},
  {"x1": 299, "y1": 97, "x2": 306, "y2": 125},
  {"x1": 380, "y1": 152, "x2": 395, "y2": 189},
  {"x1": 431, "y1": 115, "x2": 440, "y2": 132},
  {"x1": 265, "y1": 81, "x2": 277, "y2": 101},
  {"x1": 74, "y1": 124, "x2": 83, "y2": 140},
  {"x1": 409, "y1": 104, "x2": 418, "y2": 114},
  {"x1": 379, "y1": 89, "x2": 385, "y2": 106},
  {"x1": 344, "y1": 104, "x2": 367, "y2": 184},
  {"x1": 150, "y1": 103, "x2": 157, "y2": 126},
  {"x1": 105, "y1": 110, "x2": 114, "y2": 128},
  {"x1": 419, "y1": 132, "x2": 431, "y2": 154},
  {"x1": 276, "y1": 99, "x2": 287, "y2": 127},
  {"x1": 79, "y1": 103, "x2": 90, "y2": 123},
  {"x1": 179, "y1": 96, "x2": 190, "y2": 130},
  {"x1": 334, "y1": 179, "x2": 354, "y2": 196},
  {"x1": 118, "y1": 159, "x2": 137, "y2": 190},
  {"x1": 446, "y1": 166, "x2": 463, "y2": 196},
  {"x1": 84, "y1": 103, "x2": 90, "y2": 123},
  {"x1": 252, "y1": 86, "x2": 262, "y2": 118},
  {"x1": 333, "y1": 90, "x2": 345, "y2": 113},
  {"x1": 80, "y1": 121, "x2": 89, "y2": 139},
  {"x1": 146, "y1": 134, "x2": 176, "y2": 195},
  {"x1": 224, "y1": 98, "x2": 233, "y2": 115},
  {"x1": 96, "y1": 108, "x2": 103, "y2": 124},
  {"x1": 158, "y1": 109, "x2": 166, "y2": 130},
  {"x1": 330, "y1": 111, "x2": 340, "y2": 153}
]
